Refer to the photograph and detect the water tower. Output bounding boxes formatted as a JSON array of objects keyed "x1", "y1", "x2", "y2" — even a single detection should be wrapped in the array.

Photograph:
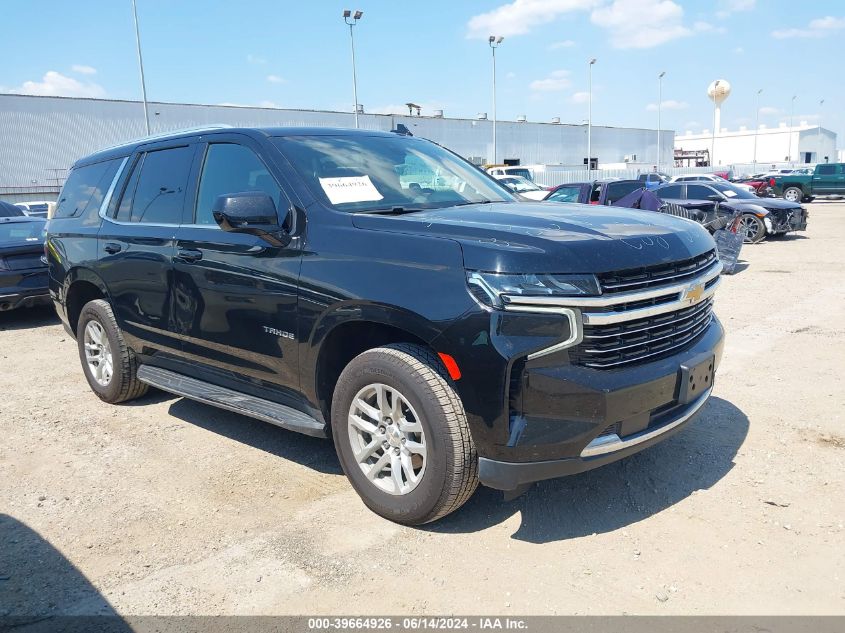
[{"x1": 707, "y1": 79, "x2": 731, "y2": 166}]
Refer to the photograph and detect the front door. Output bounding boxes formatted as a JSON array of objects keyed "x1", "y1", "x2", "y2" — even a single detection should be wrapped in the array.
[
  {"x1": 171, "y1": 138, "x2": 302, "y2": 400},
  {"x1": 98, "y1": 142, "x2": 198, "y2": 357}
]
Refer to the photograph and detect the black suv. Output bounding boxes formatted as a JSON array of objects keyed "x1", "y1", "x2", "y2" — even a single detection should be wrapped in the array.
[{"x1": 47, "y1": 127, "x2": 724, "y2": 524}]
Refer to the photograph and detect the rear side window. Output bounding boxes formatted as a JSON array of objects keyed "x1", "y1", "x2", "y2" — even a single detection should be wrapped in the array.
[
  {"x1": 116, "y1": 146, "x2": 194, "y2": 224},
  {"x1": 195, "y1": 144, "x2": 282, "y2": 225},
  {"x1": 816, "y1": 165, "x2": 836, "y2": 175},
  {"x1": 54, "y1": 159, "x2": 121, "y2": 219},
  {"x1": 658, "y1": 184, "x2": 683, "y2": 198}
]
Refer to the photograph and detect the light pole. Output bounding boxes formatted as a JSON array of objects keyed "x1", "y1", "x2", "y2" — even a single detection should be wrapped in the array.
[
  {"x1": 587, "y1": 58, "x2": 596, "y2": 172},
  {"x1": 817, "y1": 98, "x2": 825, "y2": 163},
  {"x1": 657, "y1": 71, "x2": 665, "y2": 172},
  {"x1": 787, "y1": 94, "x2": 796, "y2": 165},
  {"x1": 752, "y1": 88, "x2": 762, "y2": 172},
  {"x1": 488, "y1": 36, "x2": 504, "y2": 164},
  {"x1": 343, "y1": 9, "x2": 364, "y2": 129},
  {"x1": 131, "y1": 0, "x2": 150, "y2": 136}
]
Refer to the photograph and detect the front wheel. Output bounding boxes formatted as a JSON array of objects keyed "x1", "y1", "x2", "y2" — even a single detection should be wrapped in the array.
[
  {"x1": 738, "y1": 214, "x2": 766, "y2": 244},
  {"x1": 331, "y1": 344, "x2": 478, "y2": 525},
  {"x1": 783, "y1": 187, "x2": 803, "y2": 203}
]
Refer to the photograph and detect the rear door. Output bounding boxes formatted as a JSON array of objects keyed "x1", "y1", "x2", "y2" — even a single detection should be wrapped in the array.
[
  {"x1": 98, "y1": 140, "x2": 198, "y2": 356},
  {"x1": 812, "y1": 164, "x2": 839, "y2": 194},
  {"x1": 171, "y1": 135, "x2": 303, "y2": 397}
]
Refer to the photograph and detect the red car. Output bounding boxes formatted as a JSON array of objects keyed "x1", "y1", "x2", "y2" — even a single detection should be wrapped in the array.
[{"x1": 733, "y1": 174, "x2": 776, "y2": 197}]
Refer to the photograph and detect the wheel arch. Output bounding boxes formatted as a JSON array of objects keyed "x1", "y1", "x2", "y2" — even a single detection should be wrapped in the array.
[
  {"x1": 64, "y1": 267, "x2": 111, "y2": 337},
  {"x1": 308, "y1": 304, "x2": 444, "y2": 423}
]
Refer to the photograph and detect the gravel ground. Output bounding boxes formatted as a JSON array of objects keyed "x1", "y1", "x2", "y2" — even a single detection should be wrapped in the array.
[{"x1": 1, "y1": 202, "x2": 843, "y2": 617}]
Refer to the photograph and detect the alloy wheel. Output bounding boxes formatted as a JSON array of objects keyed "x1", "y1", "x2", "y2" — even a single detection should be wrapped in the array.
[{"x1": 83, "y1": 320, "x2": 113, "y2": 386}]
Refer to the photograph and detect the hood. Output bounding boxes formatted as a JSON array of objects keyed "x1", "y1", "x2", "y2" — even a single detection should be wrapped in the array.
[{"x1": 352, "y1": 202, "x2": 715, "y2": 274}]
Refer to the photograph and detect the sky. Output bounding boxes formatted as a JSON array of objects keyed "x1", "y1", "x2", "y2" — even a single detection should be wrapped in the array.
[{"x1": 1, "y1": 0, "x2": 841, "y2": 141}]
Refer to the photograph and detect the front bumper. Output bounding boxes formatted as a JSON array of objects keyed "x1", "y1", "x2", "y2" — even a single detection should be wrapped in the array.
[{"x1": 478, "y1": 318, "x2": 724, "y2": 490}]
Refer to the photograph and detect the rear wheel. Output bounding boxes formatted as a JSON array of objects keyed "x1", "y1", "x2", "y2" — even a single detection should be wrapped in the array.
[
  {"x1": 783, "y1": 187, "x2": 803, "y2": 203},
  {"x1": 76, "y1": 299, "x2": 148, "y2": 404},
  {"x1": 738, "y1": 214, "x2": 766, "y2": 244},
  {"x1": 331, "y1": 343, "x2": 478, "y2": 525}
]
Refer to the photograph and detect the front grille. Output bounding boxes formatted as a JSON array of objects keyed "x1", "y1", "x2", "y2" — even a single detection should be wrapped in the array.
[
  {"x1": 597, "y1": 249, "x2": 718, "y2": 294},
  {"x1": 570, "y1": 297, "x2": 714, "y2": 369}
]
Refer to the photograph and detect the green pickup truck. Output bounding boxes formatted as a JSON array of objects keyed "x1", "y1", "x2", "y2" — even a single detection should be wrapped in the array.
[{"x1": 773, "y1": 163, "x2": 845, "y2": 202}]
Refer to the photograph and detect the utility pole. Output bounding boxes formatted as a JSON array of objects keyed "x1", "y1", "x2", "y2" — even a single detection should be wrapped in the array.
[
  {"x1": 488, "y1": 36, "x2": 504, "y2": 164},
  {"x1": 752, "y1": 88, "x2": 762, "y2": 172},
  {"x1": 587, "y1": 58, "x2": 596, "y2": 173},
  {"x1": 343, "y1": 10, "x2": 364, "y2": 128},
  {"x1": 787, "y1": 94, "x2": 796, "y2": 165},
  {"x1": 131, "y1": 0, "x2": 151, "y2": 136},
  {"x1": 657, "y1": 71, "x2": 665, "y2": 172}
]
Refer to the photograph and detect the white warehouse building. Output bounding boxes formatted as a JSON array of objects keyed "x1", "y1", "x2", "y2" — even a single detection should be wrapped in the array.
[
  {"x1": 675, "y1": 122, "x2": 837, "y2": 168},
  {"x1": 0, "y1": 93, "x2": 675, "y2": 202}
]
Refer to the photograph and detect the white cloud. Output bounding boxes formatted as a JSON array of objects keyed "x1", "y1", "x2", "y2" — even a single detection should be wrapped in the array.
[
  {"x1": 529, "y1": 70, "x2": 572, "y2": 92},
  {"x1": 9, "y1": 70, "x2": 105, "y2": 98},
  {"x1": 734, "y1": 46, "x2": 744, "y2": 53},
  {"x1": 247, "y1": 54, "x2": 267, "y2": 64},
  {"x1": 548, "y1": 40, "x2": 576, "y2": 50},
  {"x1": 772, "y1": 15, "x2": 845, "y2": 39},
  {"x1": 570, "y1": 91, "x2": 590, "y2": 104},
  {"x1": 506, "y1": 71, "x2": 517, "y2": 79},
  {"x1": 257, "y1": 100, "x2": 281, "y2": 108},
  {"x1": 759, "y1": 106, "x2": 779, "y2": 116},
  {"x1": 591, "y1": 0, "x2": 692, "y2": 49},
  {"x1": 466, "y1": 0, "x2": 599, "y2": 38},
  {"x1": 71, "y1": 64, "x2": 97, "y2": 75},
  {"x1": 266, "y1": 74, "x2": 286, "y2": 84},
  {"x1": 693, "y1": 21, "x2": 725, "y2": 33},
  {"x1": 716, "y1": 0, "x2": 755, "y2": 18},
  {"x1": 646, "y1": 99, "x2": 689, "y2": 111}
]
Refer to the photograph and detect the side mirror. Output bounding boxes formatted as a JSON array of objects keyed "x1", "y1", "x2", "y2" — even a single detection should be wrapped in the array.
[
  {"x1": 212, "y1": 191, "x2": 291, "y2": 247},
  {"x1": 707, "y1": 194, "x2": 722, "y2": 202}
]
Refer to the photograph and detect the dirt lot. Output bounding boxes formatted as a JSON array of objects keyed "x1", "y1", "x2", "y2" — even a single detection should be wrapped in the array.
[{"x1": 1, "y1": 202, "x2": 844, "y2": 617}]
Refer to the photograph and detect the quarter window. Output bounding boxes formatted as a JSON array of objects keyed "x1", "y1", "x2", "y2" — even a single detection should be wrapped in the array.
[
  {"x1": 55, "y1": 159, "x2": 121, "y2": 219},
  {"x1": 116, "y1": 146, "x2": 194, "y2": 224},
  {"x1": 195, "y1": 144, "x2": 282, "y2": 225}
]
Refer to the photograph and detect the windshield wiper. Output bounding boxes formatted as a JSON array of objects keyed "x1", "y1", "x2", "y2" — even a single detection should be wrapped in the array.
[
  {"x1": 355, "y1": 207, "x2": 426, "y2": 215},
  {"x1": 450, "y1": 200, "x2": 495, "y2": 207}
]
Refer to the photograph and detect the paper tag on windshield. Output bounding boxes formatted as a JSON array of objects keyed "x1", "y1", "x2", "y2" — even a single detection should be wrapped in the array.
[
  {"x1": 318, "y1": 175, "x2": 384, "y2": 205},
  {"x1": 723, "y1": 190, "x2": 737, "y2": 197}
]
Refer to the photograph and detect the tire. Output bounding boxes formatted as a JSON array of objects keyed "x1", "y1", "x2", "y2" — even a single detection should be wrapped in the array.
[
  {"x1": 331, "y1": 343, "x2": 478, "y2": 525},
  {"x1": 738, "y1": 214, "x2": 766, "y2": 244},
  {"x1": 783, "y1": 187, "x2": 803, "y2": 203},
  {"x1": 76, "y1": 299, "x2": 148, "y2": 404}
]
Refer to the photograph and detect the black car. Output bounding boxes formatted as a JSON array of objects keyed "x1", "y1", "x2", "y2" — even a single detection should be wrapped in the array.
[
  {"x1": 654, "y1": 181, "x2": 808, "y2": 244},
  {"x1": 47, "y1": 127, "x2": 724, "y2": 524},
  {"x1": 544, "y1": 179, "x2": 643, "y2": 205},
  {"x1": 0, "y1": 214, "x2": 50, "y2": 311},
  {"x1": 0, "y1": 200, "x2": 26, "y2": 217}
]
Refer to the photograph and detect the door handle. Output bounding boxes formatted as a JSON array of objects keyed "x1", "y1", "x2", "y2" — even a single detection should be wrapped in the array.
[
  {"x1": 103, "y1": 242, "x2": 123, "y2": 254},
  {"x1": 176, "y1": 248, "x2": 203, "y2": 263}
]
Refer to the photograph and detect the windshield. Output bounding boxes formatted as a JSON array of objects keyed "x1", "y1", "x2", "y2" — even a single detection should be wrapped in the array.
[
  {"x1": 500, "y1": 176, "x2": 541, "y2": 192},
  {"x1": 273, "y1": 134, "x2": 514, "y2": 212},
  {"x1": 712, "y1": 183, "x2": 757, "y2": 199},
  {"x1": 505, "y1": 168, "x2": 532, "y2": 180}
]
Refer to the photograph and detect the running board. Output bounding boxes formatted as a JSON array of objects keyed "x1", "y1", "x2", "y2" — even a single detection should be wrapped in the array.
[{"x1": 137, "y1": 365, "x2": 326, "y2": 438}]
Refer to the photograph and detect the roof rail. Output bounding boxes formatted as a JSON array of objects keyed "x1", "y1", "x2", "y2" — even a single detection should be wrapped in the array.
[{"x1": 99, "y1": 124, "x2": 234, "y2": 152}]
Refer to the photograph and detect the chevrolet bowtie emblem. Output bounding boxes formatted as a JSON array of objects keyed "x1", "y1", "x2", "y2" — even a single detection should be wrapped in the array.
[{"x1": 683, "y1": 283, "x2": 704, "y2": 304}]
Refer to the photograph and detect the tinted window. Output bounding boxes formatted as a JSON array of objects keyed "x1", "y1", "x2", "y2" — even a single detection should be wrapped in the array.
[
  {"x1": 0, "y1": 220, "x2": 45, "y2": 242},
  {"x1": 657, "y1": 185, "x2": 683, "y2": 199},
  {"x1": 817, "y1": 164, "x2": 836, "y2": 175},
  {"x1": 55, "y1": 159, "x2": 121, "y2": 219},
  {"x1": 546, "y1": 186, "x2": 582, "y2": 203},
  {"x1": 605, "y1": 181, "x2": 642, "y2": 203},
  {"x1": 196, "y1": 144, "x2": 282, "y2": 225},
  {"x1": 117, "y1": 146, "x2": 194, "y2": 224},
  {"x1": 0, "y1": 202, "x2": 25, "y2": 217},
  {"x1": 687, "y1": 184, "x2": 715, "y2": 200}
]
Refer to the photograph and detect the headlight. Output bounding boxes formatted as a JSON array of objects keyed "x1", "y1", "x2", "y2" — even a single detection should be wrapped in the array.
[{"x1": 467, "y1": 270, "x2": 599, "y2": 308}]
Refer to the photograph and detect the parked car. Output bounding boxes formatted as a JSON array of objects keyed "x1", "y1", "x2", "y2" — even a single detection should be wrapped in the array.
[
  {"x1": 669, "y1": 173, "x2": 757, "y2": 195},
  {"x1": 772, "y1": 163, "x2": 845, "y2": 202},
  {"x1": 493, "y1": 175, "x2": 548, "y2": 200},
  {"x1": 0, "y1": 201, "x2": 26, "y2": 217},
  {"x1": 0, "y1": 214, "x2": 50, "y2": 312},
  {"x1": 47, "y1": 126, "x2": 724, "y2": 524},
  {"x1": 654, "y1": 181, "x2": 808, "y2": 243},
  {"x1": 638, "y1": 173, "x2": 669, "y2": 190},
  {"x1": 486, "y1": 166, "x2": 534, "y2": 181},
  {"x1": 733, "y1": 174, "x2": 776, "y2": 197},
  {"x1": 544, "y1": 179, "x2": 644, "y2": 205},
  {"x1": 14, "y1": 201, "x2": 56, "y2": 218}
]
